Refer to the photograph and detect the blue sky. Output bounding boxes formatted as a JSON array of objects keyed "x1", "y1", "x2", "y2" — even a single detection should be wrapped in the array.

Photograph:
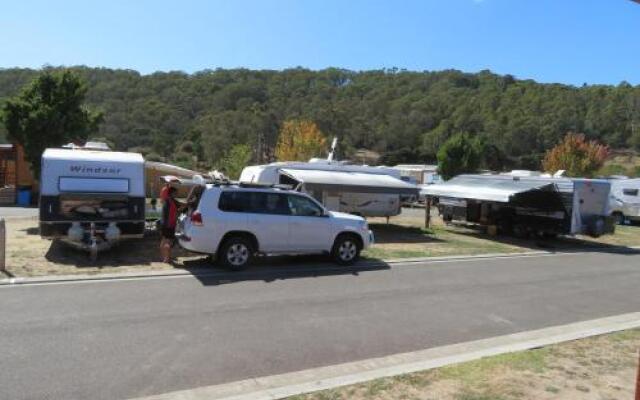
[{"x1": 1, "y1": 0, "x2": 639, "y2": 85}]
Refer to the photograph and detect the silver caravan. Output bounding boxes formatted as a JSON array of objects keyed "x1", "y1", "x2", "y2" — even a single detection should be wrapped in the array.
[
  {"x1": 239, "y1": 160, "x2": 418, "y2": 217},
  {"x1": 423, "y1": 174, "x2": 615, "y2": 238},
  {"x1": 608, "y1": 178, "x2": 640, "y2": 224},
  {"x1": 39, "y1": 148, "x2": 146, "y2": 257}
]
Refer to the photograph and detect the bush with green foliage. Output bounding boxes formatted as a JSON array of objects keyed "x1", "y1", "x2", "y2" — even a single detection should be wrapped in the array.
[
  {"x1": 437, "y1": 133, "x2": 483, "y2": 180},
  {"x1": 597, "y1": 163, "x2": 629, "y2": 177},
  {"x1": 217, "y1": 144, "x2": 253, "y2": 179},
  {"x1": 1, "y1": 70, "x2": 102, "y2": 176}
]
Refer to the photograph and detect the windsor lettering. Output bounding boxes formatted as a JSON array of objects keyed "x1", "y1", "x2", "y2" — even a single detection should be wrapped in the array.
[{"x1": 69, "y1": 165, "x2": 121, "y2": 174}]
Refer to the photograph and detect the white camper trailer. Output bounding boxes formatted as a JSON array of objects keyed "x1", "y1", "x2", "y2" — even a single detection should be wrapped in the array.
[
  {"x1": 608, "y1": 178, "x2": 640, "y2": 224},
  {"x1": 39, "y1": 148, "x2": 146, "y2": 257},
  {"x1": 241, "y1": 138, "x2": 418, "y2": 217},
  {"x1": 240, "y1": 160, "x2": 418, "y2": 217}
]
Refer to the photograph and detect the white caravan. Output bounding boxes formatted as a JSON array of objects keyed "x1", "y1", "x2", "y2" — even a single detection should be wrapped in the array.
[
  {"x1": 39, "y1": 148, "x2": 146, "y2": 257},
  {"x1": 240, "y1": 157, "x2": 420, "y2": 218},
  {"x1": 608, "y1": 178, "x2": 640, "y2": 224},
  {"x1": 240, "y1": 138, "x2": 418, "y2": 217}
]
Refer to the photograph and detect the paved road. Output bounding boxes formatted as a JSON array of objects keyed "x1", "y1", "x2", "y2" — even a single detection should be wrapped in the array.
[{"x1": 2, "y1": 251, "x2": 640, "y2": 400}]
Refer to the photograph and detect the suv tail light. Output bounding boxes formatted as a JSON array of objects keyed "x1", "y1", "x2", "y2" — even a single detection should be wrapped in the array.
[{"x1": 190, "y1": 211, "x2": 203, "y2": 226}]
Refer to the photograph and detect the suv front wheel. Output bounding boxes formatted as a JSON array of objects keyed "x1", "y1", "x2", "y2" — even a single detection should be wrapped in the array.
[
  {"x1": 219, "y1": 236, "x2": 254, "y2": 270},
  {"x1": 332, "y1": 234, "x2": 361, "y2": 265}
]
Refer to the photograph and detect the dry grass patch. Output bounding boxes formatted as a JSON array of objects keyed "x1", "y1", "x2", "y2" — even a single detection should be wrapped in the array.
[
  {"x1": 363, "y1": 209, "x2": 640, "y2": 261},
  {"x1": 1, "y1": 217, "x2": 202, "y2": 277},
  {"x1": 288, "y1": 329, "x2": 640, "y2": 400}
]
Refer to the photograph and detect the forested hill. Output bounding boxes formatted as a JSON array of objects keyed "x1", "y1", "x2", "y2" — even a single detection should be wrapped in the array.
[{"x1": 0, "y1": 66, "x2": 639, "y2": 170}]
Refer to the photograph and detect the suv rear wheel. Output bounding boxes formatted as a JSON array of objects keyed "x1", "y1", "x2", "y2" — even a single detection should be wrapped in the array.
[
  {"x1": 332, "y1": 234, "x2": 361, "y2": 265},
  {"x1": 219, "y1": 236, "x2": 254, "y2": 270}
]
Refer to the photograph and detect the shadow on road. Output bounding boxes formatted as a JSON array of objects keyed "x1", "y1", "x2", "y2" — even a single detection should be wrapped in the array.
[{"x1": 182, "y1": 255, "x2": 391, "y2": 286}]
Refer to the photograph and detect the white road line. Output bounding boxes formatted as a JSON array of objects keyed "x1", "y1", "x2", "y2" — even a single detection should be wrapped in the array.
[
  {"x1": 131, "y1": 312, "x2": 640, "y2": 400},
  {"x1": 0, "y1": 249, "x2": 632, "y2": 288}
]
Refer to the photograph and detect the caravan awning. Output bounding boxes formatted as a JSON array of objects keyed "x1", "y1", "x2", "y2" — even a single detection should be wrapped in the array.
[
  {"x1": 421, "y1": 175, "x2": 557, "y2": 203},
  {"x1": 280, "y1": 168, "x2": 419, "y2": 195}
]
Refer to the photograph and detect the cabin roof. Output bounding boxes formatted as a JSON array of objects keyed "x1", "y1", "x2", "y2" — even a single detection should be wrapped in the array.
[{"x1": 280, "y1": 168, "x2": 419, "y2": 195}]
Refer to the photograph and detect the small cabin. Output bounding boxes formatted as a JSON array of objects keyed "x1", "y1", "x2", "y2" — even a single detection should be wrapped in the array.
[
  {"x1": 393, "y1": 164, "x2": 440, "y2": 185},
  {"x1": 0, "y1": 144, "x2": 36, "y2": 205}
]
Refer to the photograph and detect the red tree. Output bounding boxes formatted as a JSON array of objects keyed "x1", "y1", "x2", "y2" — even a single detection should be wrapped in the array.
[{"x1": 542, "y1": 133, "x2": 609, "y2": 177}]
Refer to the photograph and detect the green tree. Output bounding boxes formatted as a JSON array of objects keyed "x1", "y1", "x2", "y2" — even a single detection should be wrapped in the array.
[
  {"x1": 437, "y1": 133, "x2": 483, "y2": 180},
  {"x1": 2, "y1": 70, "x2": 103, "y2": 176},
  {"x1": 628, "y1": 128, "x2": 640, "y2": 151},
  {"x1": 218, "y1": 144, "x2": 253, "y2": 179},
  {"x1": 597, "y1": 163, "x2": 628, "y2": 177},
  {"x1": 197, "y1": 110, "x2": 266, "y2": 167}
]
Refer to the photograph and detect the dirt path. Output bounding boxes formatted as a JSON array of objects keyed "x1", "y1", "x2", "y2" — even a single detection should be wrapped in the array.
[{"x1": 2, "y1": 217, "x2": 198, "y2": 277}]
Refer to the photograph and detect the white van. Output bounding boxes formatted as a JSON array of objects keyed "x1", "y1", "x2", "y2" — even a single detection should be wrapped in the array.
[{"x1": 608, "y1": 178, "x2": 640, "y2": 224}]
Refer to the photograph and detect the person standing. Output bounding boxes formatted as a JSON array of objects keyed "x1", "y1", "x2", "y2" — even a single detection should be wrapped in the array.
[{"x1": 159, "y1": 186, "x2": 180, "y2": 263}]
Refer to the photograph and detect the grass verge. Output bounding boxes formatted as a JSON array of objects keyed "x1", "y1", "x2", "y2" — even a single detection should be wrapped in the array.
[
  {"x1": 287, "y1": 329, "x2": 640, "y2": 400},
  {"x1": 362, "y1": 209, "x2": 640, "y2": 261}
]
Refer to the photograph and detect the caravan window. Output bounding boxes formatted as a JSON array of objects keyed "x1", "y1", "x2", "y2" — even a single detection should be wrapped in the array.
[
  {"x1": 622, "y1": 188, "x2": 639, "y2": 196},
  {"x1": 59, "y1": 177, "x2": 129, "y2": 193}
]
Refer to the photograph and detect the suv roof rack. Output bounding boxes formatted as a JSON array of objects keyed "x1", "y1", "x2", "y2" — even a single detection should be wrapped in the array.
[
  {"x1": 236, "y1": 182, "x2": 295, "y2": 190},
  {"x1": 207, "y1": 180, "x2": 298, "y2": 191},
  {"x1": 210, "y1": 177, "x2": 232, "y2": 186}
]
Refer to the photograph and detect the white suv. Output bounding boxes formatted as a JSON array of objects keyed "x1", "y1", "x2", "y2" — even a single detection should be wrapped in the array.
[{"x1": 176, "y1": 184, "x2": 374, "y2": 269}]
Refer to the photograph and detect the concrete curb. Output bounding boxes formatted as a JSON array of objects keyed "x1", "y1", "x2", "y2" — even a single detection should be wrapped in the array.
[
  {"x1": 131, "y1": 312, "x2": 640, "y2": 400},
  {"x1": 2, "y1": 246, "x2": 639, "y2": 286}
]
